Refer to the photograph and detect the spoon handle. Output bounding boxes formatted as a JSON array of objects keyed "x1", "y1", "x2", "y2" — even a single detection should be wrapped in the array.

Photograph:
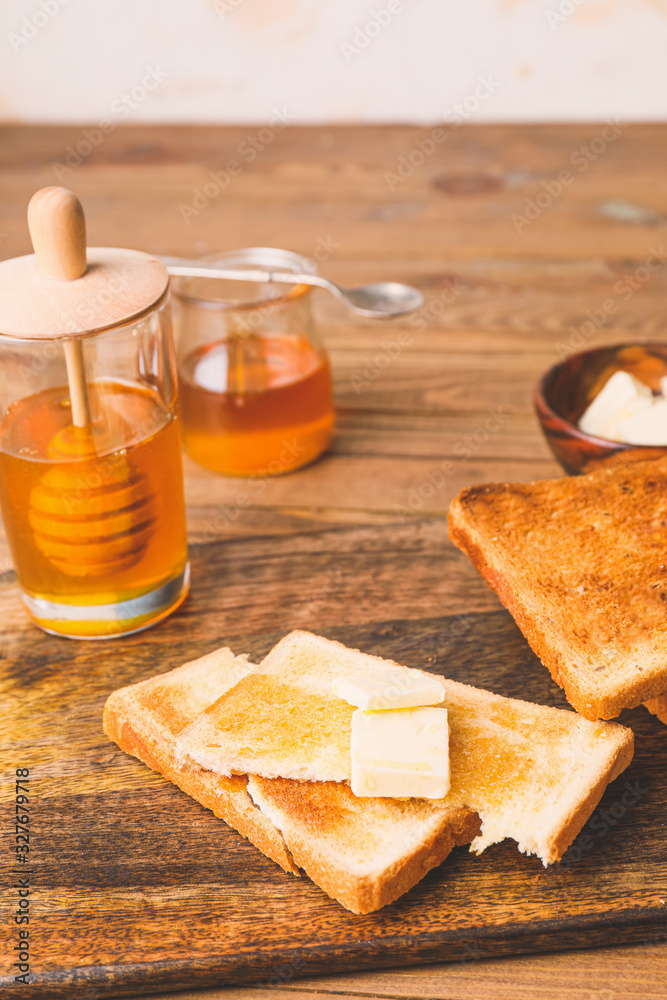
[{"x1": 163, "y1": 260, "x2": 329, "y2": 290}]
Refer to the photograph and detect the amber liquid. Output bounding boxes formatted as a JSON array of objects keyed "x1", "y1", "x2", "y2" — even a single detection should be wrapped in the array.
[
  {"x1": 179, "y1": 332, "x2": 335, "y2": 476},
  {"x1": 0, "y1": 381, "x2": 188, "y2": 635}
]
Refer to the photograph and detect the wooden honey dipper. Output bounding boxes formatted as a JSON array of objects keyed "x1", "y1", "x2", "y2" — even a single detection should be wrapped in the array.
[{"x1": 25, "y1": 188, "x2": 156, "y2": 577}]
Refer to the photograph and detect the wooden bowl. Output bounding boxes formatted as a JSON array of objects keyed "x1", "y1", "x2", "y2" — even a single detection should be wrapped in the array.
[{"x1": 534, "y1": 342, "x2": 667, "y2": 475}]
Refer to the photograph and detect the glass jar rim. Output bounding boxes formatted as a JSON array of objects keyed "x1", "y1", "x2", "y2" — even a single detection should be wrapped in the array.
[{"x1": 171, "y1": 247, "x2": 317, "y2": 312}]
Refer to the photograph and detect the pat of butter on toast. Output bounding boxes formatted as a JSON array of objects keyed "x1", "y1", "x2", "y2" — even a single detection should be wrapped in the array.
[
  {"x1": 334, "y1": 668, "x2": 444, "y2": 710},
  {"x1": 351, "y1": 706, "x2": 450, "y2": 798}
]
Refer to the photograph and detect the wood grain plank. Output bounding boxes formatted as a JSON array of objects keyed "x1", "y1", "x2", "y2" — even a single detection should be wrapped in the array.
[
  {"x1": 124, "y1": 942, "x2": 667, "y2": 1000},
  {"x1": 0, "y1": 519, "x2": 504, "y2": 652},
  {"x1": 182, "y1": 455, "x2": 560, "y2": 520},
  {"x1": 3, "y1": 125, "x2": 667, "y2": 261},
  {"x1": 331, "y1": 411, "x2": 553, "y2": 461},
  {"x1": 329, "y1": 349, "x2": 557, "y2": 414}
]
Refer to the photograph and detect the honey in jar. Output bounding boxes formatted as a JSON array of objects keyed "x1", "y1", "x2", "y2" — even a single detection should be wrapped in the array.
[
  {"x1": 173, "y1": 249, "x2": 335, "y2": 477},
  {"x1": 179, "y1": 331, "x2": 333, "y2": 476},
  {"x1": 0, "y1": 187, "x2": 189, "y2": 638},
  {"x1": 0, "y1": 381, "x2": 187, "y2": 635}
]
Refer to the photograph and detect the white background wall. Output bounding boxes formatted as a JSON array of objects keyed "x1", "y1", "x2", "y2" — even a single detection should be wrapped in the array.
[{"x1": 1, "y1": 0, "x2": 667, "y2": 124}]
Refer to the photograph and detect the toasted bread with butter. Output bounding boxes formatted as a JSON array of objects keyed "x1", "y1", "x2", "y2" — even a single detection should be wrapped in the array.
[
  {"x1": 449, "y1": 457, "x2": 667, "y2": 721},
  {"x1": 173, "y1": 631, "x2": 632, "y2": 859},
  {"x1": 104, "y1": 632, "x2": 633, "y2": 912}
]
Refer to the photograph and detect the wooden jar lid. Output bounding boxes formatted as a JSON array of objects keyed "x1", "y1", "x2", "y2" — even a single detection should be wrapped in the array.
[{"x1": 0, "y1": 188, "x2": 168, "y2": 340}]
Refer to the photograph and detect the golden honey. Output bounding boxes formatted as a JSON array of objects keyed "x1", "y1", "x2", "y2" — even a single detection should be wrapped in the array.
[
  {"x1": 0, "y1": 380, "x2": 188, "y2": 636},
  {"x1": 179, "y1": 332, "x2": 334, "y2": 476}
]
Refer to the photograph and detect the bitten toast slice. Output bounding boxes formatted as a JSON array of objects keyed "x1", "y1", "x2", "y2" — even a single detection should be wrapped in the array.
[
  {"x1": 103, "y1": 647, "x2": 478, "y2": 912},
  {"x1": 448, "y1": 457, "x2": 667, "y2": 720},
  {"x1": 105, "y1": 636, "x2": 632, "y2": 910},
  {"x1": 174, "y1": 631, "x2": 633, "y2": 865}
]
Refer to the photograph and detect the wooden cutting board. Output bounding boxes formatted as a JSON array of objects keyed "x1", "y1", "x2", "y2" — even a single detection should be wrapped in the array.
[{"x1": 1, "y1": 539, "x2": 666, "y2": 1000}]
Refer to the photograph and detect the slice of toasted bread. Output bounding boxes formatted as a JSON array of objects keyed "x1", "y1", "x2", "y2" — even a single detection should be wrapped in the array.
[
  {"x1": 175, "y1": 631, "x2": 633, "y2": 865},
  {"x1": 102, "y1": 647, "x2": 300, "y2": 875},
  {"x1": 448, "y1": 457, "x2": 667, "y2": 720}
]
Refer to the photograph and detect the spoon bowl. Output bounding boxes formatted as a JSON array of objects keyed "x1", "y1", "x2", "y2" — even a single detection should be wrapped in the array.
[{"x1": 338, "y1": 281, "x2": 424, "y2": 318}]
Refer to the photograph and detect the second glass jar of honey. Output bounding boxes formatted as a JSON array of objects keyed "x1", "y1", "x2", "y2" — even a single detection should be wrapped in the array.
[{"x1": 172, "y1": 248, "x2": 335, "y2": 477}]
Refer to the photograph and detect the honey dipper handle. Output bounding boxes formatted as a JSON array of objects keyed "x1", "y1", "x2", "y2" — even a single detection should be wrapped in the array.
[
  {"x1": 28, "y1": 187, "x2": 91, "y2": 426},
  {"x1": 28, "y1": 187, "x2": 87, "y2": 281},
  {"x1": 63, "y1": 340, "x2": 92, "y2": 427}
]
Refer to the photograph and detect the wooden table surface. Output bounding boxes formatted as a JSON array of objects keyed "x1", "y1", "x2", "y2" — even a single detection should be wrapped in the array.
[{"x1": 2, "y1": 123, "x2": 667, "y2": 999}]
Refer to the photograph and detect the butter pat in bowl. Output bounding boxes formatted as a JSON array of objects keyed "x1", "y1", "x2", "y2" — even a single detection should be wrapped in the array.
[{"x1": 535, "y1": 342, "x2": 667, "y2": 475}]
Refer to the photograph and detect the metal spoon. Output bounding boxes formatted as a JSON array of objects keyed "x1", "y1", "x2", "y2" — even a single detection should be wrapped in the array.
[{"x1": 160, "y1": 257, "x2": 423, "y2": 319}]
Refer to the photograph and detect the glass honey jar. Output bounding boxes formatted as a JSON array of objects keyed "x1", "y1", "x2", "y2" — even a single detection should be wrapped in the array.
[
  {"x1": 0, "y1": 187, "x2": 189, "y2": 638},
  {"x1": 171, "y1": 249, "x2": 335, "y2": 477}
]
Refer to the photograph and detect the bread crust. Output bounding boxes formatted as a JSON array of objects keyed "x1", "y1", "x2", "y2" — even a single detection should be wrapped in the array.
[
  {"x1": 448, "y1": 465, "x2": 667, "y2": 720},
  {"x1": 274, "y1": 804, "x2": 480, "y2": 915}
]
